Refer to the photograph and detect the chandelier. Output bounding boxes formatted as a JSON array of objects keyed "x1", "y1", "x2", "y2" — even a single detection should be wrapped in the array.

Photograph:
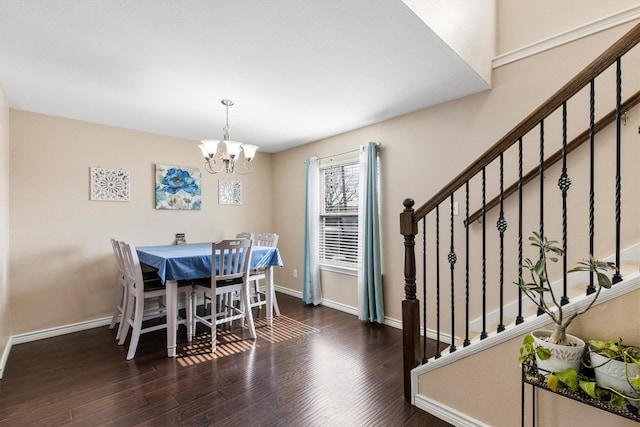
[{"x1": 198, "y1": 99, "x2": 258, "y2": 175}]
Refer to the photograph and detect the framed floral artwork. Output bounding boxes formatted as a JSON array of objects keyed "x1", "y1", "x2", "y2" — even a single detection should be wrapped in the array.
[
  {"x1": 155, "y1": 164, "x2": 202, "y2": 210},
  {"x1": 219, "y1": 179, "x2": 242, "y2": 205},
  {"x1": 90, "y1": 167, "x2": 130, "y2": 201}
]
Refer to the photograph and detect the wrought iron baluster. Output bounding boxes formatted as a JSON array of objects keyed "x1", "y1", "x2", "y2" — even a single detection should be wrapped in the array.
[
  {"x1": 497, "y1": 153, "x2": 507, "y2": 333},
  {"x1": 588, "y1": 79, "x2": 596, "y2": 295},
  {"x1": 516, "y1": 138, "x2": 524, "y2": 324},
  {"x1": 537, "y1": 119, "x2": 545, "y2": 316},
  {"x1": 449, "y1": 194, "x2": 457, "y2": 352},
  {"x1": 481, "y1": 168, "x2": 488, "y2": 340},
  {"x1": 464, "y1": 181, "x2": 471, "y2": 346},
  {"x1": 613, "y1": 57, "x2": 623, "y2": 284},
  {"x1": 558, "y1": 101, "x2": 571, "y2": 305},
  {"x1": 435, "y1": 205, "x2": 441, "y2": 358},
  {"x1": 422, "y1": 218, "x2": 428, "y2": 363}
]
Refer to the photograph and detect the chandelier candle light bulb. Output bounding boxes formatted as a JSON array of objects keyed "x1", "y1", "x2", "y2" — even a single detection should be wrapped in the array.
[{"x1": 198, "y1": 99, "x2": 258, "y2": 175}]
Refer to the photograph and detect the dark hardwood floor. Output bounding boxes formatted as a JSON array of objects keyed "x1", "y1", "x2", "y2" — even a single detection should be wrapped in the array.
[{"x1": 0, "y1": 293, "x2": 451, "y2": 426}]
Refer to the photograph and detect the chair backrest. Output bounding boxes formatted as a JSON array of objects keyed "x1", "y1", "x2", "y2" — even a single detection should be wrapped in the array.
[
  {"x1": 255, "y1": 233, "x2": 279, "y2": 248},
  {"x1": 236, "y1": 232, "x2": 254, "y2": 241},
  {"x1": 214, "y1": 239, "x2": 253, "y2": 283},
  {"x1": 120, "y1": 241, "x2": 145, "y2": 295},
  {"x1": 111, "y1": 238, "x2": 125, "y2": 282}
]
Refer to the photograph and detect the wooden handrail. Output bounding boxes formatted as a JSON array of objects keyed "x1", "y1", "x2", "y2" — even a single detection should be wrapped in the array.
[
  {"x1": 466, "y1": 90, "x2": 640, "y2": 225},
  {"x1": 413, "y1": 22, "x2": 640, "y2": 222}
]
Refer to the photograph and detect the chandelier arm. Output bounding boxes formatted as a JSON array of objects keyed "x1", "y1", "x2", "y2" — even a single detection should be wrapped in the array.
[
  {"x1": 229, "y1": 160, "x2": 254, "y2": 175},
  {"x1": 205, "y1": 159, "x2": 225, "y2": 174}
]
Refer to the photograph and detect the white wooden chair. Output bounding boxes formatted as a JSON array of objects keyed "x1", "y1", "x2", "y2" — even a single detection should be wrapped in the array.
[
  {"x1": 109, "y1": 238, "x2": 168, "y2": 341},
  {"x1": 190, "y1": 239, "x2": 256, "y2": 353},
  {"x1": 117, "y1": 241, "x2": 192, "y2": 360},
  {"x1": 108, "y1": 238, "x2": 128, "y2": 340},
  {"x1": 236, "y1": 231, "x2": 254, "y2": 241},
  {"x1": 249, "y1": 233, "x2": 281, "y2": 316}
]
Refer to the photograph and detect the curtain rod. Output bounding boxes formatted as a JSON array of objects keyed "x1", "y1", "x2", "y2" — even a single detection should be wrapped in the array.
[
  {"x1": 317, "y1": 142, "x2": 381, "y2": 161},
  {"x1": 318, "y1": 148, "x2": 359, "y2": 161}
]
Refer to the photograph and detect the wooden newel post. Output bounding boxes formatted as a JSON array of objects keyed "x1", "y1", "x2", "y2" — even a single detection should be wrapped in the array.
[{"x1": 400, "y1": 198, "x2": 420, "y2": 401}]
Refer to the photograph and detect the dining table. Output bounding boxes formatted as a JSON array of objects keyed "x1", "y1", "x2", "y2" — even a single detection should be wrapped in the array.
[{"x1": 136, "y1": 242, "x2": 284, "y2": 357}]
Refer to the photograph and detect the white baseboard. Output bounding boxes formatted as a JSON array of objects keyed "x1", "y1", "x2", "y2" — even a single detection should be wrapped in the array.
[
  {"x1": 11, "y1": 317, "x2": 112, "y2": 345},
  {"x1": 0, "y1": 335, "x2": 12, "y2": 379},
  {"x1": 275, "y1": 284, "x2": 408, "y2": 329},
  {"x1": 414, "y1": 393, "x2": 490, "y2": 427}
]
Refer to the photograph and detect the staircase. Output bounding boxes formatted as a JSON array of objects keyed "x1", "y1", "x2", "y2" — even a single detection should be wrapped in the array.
[{"x1": 400, "y1": 21, "x2": 640, "y2": 417}]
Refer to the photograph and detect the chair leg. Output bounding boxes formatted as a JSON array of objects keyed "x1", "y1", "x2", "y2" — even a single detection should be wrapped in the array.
[
  {"x1": 117, "y1": 290, "x2": 134, "y2": 346},
  {"x1": 190, "y1": 290, "x2": 197, "y2": 339},
  {"x1": 241, "y1": 285, "x2": 256, "y2": 339},
  {"x1": 110, "y1": 281, "x2": 124, "y2": 330},
  {"x1": 272, "y1": 291, "x2": 281, "y2": 317},
  {"x1": 210, "y1": 289, "x2": 217, "y2": 354},
  {"x1": 115, "y1": 285, "x2": 129, "y2": 341},
  {"x1": 185, "y1": 290, "x2": 193, "y2": 341},
  {"x1": 126, "y1": 295, "x2": 145, "y2": 360}
]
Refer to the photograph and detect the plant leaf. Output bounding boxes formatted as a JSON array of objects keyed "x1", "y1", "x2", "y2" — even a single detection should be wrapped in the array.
[
  {"x1": 579, "y1": 380, "x2": 597, "y2": 399},
  {"x1": 555, "y1": 368, "x2": 578, "y2": 390},
  {"x1": 537, "y1": 347, "x2": 551, "y2": 360},
  {"x1": 547, "y1": 374, "x2": 559, "y2": 392}
]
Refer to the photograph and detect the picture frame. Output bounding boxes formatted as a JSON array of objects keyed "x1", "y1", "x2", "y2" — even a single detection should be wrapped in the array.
[
  {"x1": 155, "y1": 164, "x2": 202, "y2": 210},
  {"x1": 219, "y1": 179, "x2": 242, "y2": 205},
  {"x1": 90, "y1": 167, "x2": 130, "y2": 202}
]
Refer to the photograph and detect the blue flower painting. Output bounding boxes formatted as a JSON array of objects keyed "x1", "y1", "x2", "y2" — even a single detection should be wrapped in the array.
[{"x1": 155, "y1": 164, "x2": 202, "y2": 210}]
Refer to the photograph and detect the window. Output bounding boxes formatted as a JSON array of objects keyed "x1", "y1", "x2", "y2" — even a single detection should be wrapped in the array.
[{"x1": 319, "y1": 160, "x2": 359, "y2": 270}]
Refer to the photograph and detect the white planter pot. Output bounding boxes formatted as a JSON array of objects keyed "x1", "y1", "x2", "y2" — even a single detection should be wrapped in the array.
[
  {"x1": 532, "y1": 330, "x2": 585, "y2": 373},
  {"x1": 589, "y1": 350, "x2": 640, "y2": 402}
]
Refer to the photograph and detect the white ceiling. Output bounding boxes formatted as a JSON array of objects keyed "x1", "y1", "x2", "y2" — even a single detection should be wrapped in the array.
[{"x1": 0, "y1": 0, "x2": 490, "y2": 153}]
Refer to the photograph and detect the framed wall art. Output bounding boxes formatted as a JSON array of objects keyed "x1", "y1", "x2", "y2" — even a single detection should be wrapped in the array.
[
  {"x1": 155, "y1": 164, "x2": 202, "y2": 210},
  {"x1": 90, "y1": 167, "x2": 130, "y2": 201},
  {"x1": 218, "y1": 179, "x2": 242, "y2": 205}
]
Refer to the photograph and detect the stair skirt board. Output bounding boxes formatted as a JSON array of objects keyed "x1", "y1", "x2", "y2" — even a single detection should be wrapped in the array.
[{"x1": 414, "y1": 393, "x2": 490, "y2": 427}]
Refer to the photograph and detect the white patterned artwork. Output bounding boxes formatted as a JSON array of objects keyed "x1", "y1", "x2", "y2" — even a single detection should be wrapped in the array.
[
  {"x1": 219, "y1": 179, "x2": 242, "y2": 205},
  {"x1": 90, "y1": 167, "x2": 130, "y2": 202}
]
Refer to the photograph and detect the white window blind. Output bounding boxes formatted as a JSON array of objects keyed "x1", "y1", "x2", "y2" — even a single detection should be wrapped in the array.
[{"x1": 319, "y1": 160, "x2": 359, "y2": 268}]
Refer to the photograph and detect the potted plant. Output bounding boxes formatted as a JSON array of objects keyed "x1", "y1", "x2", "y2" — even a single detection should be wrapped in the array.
[
  {"x1": 582, "y1": 338, "x2": 640, "y2": 407},
  {"x1": 517, "y1": 232, "x2": 617, "y2": 374}
]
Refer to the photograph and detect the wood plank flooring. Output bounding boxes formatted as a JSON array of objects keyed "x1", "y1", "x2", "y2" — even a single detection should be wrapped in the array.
[{"x1": 0, "y1": 293, "x2": 451, "y2": 426}]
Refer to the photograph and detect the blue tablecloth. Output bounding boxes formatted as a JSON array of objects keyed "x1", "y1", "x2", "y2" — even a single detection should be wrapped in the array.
[{"x1": 136, "y1": 242, "x2": 283, "y2": 283}]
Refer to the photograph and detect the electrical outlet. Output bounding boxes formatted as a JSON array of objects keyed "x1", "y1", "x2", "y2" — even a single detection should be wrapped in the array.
[{"x1": 293, "y1": 269, "x2": 298, "y2": 278}]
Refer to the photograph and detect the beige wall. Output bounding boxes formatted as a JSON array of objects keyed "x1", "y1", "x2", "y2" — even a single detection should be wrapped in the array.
[
  {"x1": 9, "y1": 111, "x2": 273, "y2": 335},
  {"x1": 0, "y1": 86, "x2": 10, "y2": 377},
  {"x1": 496, "y1": 0, "x2": 640, "y2": 54}
]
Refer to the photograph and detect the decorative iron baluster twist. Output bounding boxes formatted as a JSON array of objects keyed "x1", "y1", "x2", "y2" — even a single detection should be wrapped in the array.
[
  {"x1": 422, "y1": 218, "x2": 428, "y2": 364},
  {"x1": 448, "y1": 194, "x2": 457, "y2": 353},
  {"x1": 516, "y1": 138, "x2": 524, "y2": 325},
  {"x1": 497, "y1": 153, "x2": 507, "y2": 332},
  {"x1": 464, "y1": 181, "x2": 471, "y2": 346},
  {"x1": 537, "y1": 119, "x2": 545, "y2": 316},
  {"x1": 558, "y1": 101, "x2": 571, "y2": 306},
  {"x1": 613, "y1": 57, "x2": 623, "y2": 284},
  {"x1": 588, "y1": 80, "x2": 596, "y2": 295},
  {"x1": 435, "y1": 205, "x2": 441, "y2": 358},
  {"x1": 481, "y1": 167, "x2": 488, "y2": 340}
]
